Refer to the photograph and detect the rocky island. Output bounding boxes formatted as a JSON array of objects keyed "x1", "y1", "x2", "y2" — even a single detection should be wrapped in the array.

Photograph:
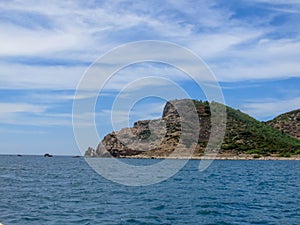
[{"x1": 85, "y1": 99, "x2": 300, "y2": 160}]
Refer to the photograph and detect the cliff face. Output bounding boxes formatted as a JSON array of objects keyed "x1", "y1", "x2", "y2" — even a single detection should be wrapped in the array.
[
  {"x1": 266, "y1": 109, "x2": 300, "y2": 140},
  {"x1": 85, "y1": 99, "x2": 300, "y2": 158},
  {"x1": 85, "y1": 100, "x2": 197, "y2": 158}
]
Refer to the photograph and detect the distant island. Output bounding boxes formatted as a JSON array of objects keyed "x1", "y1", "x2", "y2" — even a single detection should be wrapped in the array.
[
  {"x1": 44, "y1": 153, "x2": 53, "y2": 157},
  {"x1": 85, "y1": 99, "x2": 300, "y2": 160}
]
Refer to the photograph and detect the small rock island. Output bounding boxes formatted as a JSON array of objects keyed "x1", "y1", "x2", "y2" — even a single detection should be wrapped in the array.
[{"x1": 44, "y1": 153, "x2": 53, "y2": 157}]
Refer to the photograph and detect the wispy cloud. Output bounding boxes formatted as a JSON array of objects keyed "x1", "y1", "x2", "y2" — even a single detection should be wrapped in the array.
[
  {"x1": 0, "y1": 102, "x2": 72, "y2": 127},
  {"x1": 208, "y1": 36, "x2": 300, "y2": 80},
  {"x1": 0, "y1": 103, "x2": 46, "y2": 114},
  {"x1": 0, "y1": 62, "x2": 86, "y2": 89},
  {"x1": 0, "y1": 0, "x2": 299, "y2": 88},
  {"x1": 241, "y1": 97, "x2": 300, "y2": 120},
  {"x1": 251, "y1": 0, "x2": 300, "y2": 5}
]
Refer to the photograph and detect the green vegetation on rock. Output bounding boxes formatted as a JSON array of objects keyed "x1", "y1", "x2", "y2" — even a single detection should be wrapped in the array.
[
  {"x1": 266, "y1": 109, "x2": 300, "y2": 140},
  {"x1": 222, "y1": 105, "x2": 300, "y2": 155}
]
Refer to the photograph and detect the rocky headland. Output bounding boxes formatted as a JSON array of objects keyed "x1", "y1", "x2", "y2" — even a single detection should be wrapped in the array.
[{"x1": 85, "y1": 99, "x2": 300, "y2": 160}]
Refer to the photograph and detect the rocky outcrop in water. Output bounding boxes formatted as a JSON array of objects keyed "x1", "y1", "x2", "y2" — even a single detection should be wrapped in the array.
[{"x1": 84, "y1": 147, "x2": 97, "y2": 157}]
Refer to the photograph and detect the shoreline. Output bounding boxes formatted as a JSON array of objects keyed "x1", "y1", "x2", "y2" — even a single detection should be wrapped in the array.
[
  {"x1": 118, "y1": 154, "x2": 300, "y2": 160},
  {"x1": 2, "y1": 154, "x2": 299, "y2": 160}
]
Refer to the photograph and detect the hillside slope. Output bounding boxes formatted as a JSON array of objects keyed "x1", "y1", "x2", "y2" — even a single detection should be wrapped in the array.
[{"x1": 266, "y1": 109, "x2": 300, "y2": 140}]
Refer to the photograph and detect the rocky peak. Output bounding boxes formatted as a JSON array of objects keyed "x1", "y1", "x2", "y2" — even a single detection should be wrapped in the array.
[{"x1": 162, "y1": 100, "x2": 179, "y2": 118}]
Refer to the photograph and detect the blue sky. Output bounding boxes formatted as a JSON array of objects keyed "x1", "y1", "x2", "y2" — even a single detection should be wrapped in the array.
[{"x1": 0, "y1": 0, "x2": 300, "y2": 155}]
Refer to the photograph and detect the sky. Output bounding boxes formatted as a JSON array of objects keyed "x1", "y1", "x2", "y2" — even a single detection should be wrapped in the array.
[{"x1": 0, "y1": 0, "x2": 300, "y2": 155}]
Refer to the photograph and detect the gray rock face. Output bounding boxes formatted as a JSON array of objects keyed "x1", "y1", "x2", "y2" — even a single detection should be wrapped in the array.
[
  {"x1": 84, "y1": 100, "x2": 191, "y2": 158},
  {"x1": 84, "y1": 147, "x2": 97, "y2": 157}
]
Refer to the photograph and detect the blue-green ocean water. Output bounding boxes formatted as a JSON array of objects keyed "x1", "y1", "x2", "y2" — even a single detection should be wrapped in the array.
[{"x1": 0, "y1": 155, "x2": 299, "y2": 225}]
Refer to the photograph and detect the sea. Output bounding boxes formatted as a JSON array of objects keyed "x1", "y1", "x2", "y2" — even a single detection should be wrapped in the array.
[{"x1": 0, "y1": 155, "x2": 299, "y2": 225}]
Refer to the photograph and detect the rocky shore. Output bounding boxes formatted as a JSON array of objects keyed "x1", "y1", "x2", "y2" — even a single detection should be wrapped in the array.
[{"x1": 119, "y1": 153, "x2": 300, "y2": 160}]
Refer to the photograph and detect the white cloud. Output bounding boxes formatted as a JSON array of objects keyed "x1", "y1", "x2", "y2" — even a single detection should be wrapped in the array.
[
  {"x1": 0, "y1": 128, "x2": 47, "y2": 134},
  {"x1": 188, "y1": 29, "x2": 265, "y2": 59},
  {"x1": 0, "y1": 0, "x2": 299, "y2": 125},
  {"x1": 0, "y1": 62, "x2": 86, "y2": 89},
  {"x1": 0, "y1": 0, "x2": 299, "y2": 87},
  {"x1": 269, "y1": 7, "x2": 300, "y2": 14},
  {"x1": 0, "y1": 102, "x2": 73, "y2": 127},
  {"x1": 251, "y1": 0, "x2": 300, "y2": 4},
  {"x1": 241, "y1": 97, "x2": 300, "y2": 120},
  {"x1": 211, "y1": 38, "x2": 300, "y2": 81},
  {"x1": 0, "y1": 103, "x2": 46, "y2": 114},
  {"x1": 0, "y1": 24, "x2": 85, "y2": 56}
]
